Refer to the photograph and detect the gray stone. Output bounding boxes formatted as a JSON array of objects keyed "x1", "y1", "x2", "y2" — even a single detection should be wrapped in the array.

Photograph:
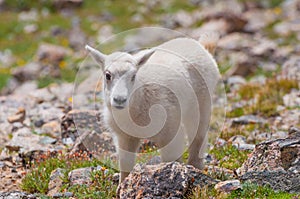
[
  {"x1": 48, "y1": 168, "x2": 66, "y2": 197},
  {"x1": 237, "y1": 134, "x2": 300, "y2": 192},
  {"x1": 228, "y1": 135, "x2": 246, "y2": 145},
  {"x1": 0, "y1": 191, "x2": 37, "y2": 199},
  {"x1": 224, "y1": 52, "x2": 257, "y2": 77},
  {"x1": 240, "y1": 171, "x2": 300, "y2": 193},
  {"x1": 68, "y1": 167, "x2": 93, "y2": 186},
  {"x1": 214, "y1": 180, "x2": 241, "y2": 192},
  {"x1": 231, "y1": 115, "x2": 267, "y2": 126},
  {"x1": 283, "y1": 90, "x2": 300, "y2": 108},
  {"x1": 64, "y1": 192, "x2": 73, "y2": 197},
  {"x1": 281, "y1": 56, "x2": 300, "y2": 85},
  {"x1": 12, "y1": 62, "x2": 41, "y2": 82},
  {"x1": 117, "y1": 162, "x2": 217, "y2": 199},
  {"x1": 233, "y1": 143, "x2": 255, "y2": 151},
  {"x1": 243, "y1": 9, "x2": 277, "y2": 32},
  {"x1": 61, "y1": 109, "x2": 102, "y2": 142},
  {"x1": 39, "y1": 136, "x2": 57, "y2": 145},
  {"x1": 36, "y1": 43, "x2": 71, "y2": 64},
  {"x1": 218, "y1": 33, "x2": 254, "y2": 51},
  {"x1": 5, "y1": 128, "x2": 52, "y2": 153},
  {"x1": 13, "y1": 81, "x2": 38, "y2": 96},
  {"x1": 41, "y1": 120, "x2": 61, "y2": 138}
]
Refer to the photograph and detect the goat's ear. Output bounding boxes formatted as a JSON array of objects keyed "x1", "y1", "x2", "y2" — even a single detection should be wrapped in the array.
[
  {"x1": 134, "y1": 48, "x2": 155, "y2": 68},
  {"x1": 85, "y1": 45, "x2": 107, "y2": 69}
]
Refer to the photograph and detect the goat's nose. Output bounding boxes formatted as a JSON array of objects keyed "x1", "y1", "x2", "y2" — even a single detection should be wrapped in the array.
[{"x1": 113, "y1": 96, "x2": 127, "y2": 105}]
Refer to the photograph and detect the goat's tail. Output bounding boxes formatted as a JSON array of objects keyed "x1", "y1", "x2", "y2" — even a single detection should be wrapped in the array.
[{"x1": 198, "y1": 32, "x2": 219, "y2": 55}]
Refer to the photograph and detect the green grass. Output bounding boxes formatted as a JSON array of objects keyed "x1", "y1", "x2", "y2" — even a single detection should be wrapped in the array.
[
  {"x1": 189, "y1": 182, "x2": 298, "y2": 199},
  {"x1": 210, "y1": 144, "x2": 251, "y2": 170},
  {"x1": 227, "y1": 78, "x2": 299, "y2": 117},
  {"x1": 21, "y1": 151, "x2": 117, "y2": 195}
]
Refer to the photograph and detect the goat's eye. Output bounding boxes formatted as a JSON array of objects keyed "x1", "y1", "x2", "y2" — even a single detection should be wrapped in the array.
[{"x1": 105, "y1": 71, "x2": 112, "y2": 81}]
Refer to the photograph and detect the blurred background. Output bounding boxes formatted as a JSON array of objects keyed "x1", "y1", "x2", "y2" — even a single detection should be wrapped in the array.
[{"x1": 0, "y1": 0, "x2": 299, "y2": 94}]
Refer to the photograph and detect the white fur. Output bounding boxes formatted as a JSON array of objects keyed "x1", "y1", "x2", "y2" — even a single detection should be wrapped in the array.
[{"x1": 86, "y1": 36, "x2": 220, "y2": 183}]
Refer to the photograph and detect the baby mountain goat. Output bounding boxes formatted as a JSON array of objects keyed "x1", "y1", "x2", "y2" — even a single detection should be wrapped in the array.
[{"x1": 86, "y1": 34, "x2": 220, "y2": 183}]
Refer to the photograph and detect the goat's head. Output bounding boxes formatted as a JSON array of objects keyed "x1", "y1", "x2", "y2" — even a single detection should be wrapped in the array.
[{"x1": 86, "y1": 45, "x2": 155, "y2": 110}]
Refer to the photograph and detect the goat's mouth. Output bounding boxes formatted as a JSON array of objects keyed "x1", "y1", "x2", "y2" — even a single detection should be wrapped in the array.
[{"x1": 113, "y1": 105, "x2": 126, "y2": 110}]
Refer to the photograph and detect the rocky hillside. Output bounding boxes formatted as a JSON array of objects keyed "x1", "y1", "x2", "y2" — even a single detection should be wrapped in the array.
[{"x1": 0, "y1": 0, "x2": 299, "y2": 198}]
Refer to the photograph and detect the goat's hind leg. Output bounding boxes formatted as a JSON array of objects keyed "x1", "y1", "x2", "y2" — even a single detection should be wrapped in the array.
[
  {"x1": 187, "y1": 93, "x2": 211, "y2": 170},
  {"x1": 156, "y1": 124, "x2": 185, "y2": 163}
]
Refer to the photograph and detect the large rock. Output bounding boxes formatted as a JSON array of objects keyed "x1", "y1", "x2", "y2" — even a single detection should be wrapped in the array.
[
  {"x1": 117, "y1": 162, "x2": 217, "y2": 199},
  {"x1": 237, "y1": 131, "x2": 300, "y2": 192},
  {"x1": 5, "y1": 128, "x2": 53, "y2": 153}
]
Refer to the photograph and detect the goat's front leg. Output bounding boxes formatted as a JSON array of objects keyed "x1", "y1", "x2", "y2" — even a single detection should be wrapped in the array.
[{"x1": 117, "y1": 134, "x2": 140, "y2": 183}]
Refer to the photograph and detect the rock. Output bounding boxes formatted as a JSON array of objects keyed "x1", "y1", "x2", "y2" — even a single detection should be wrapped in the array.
[
  {"x1": 39, "y1": 136, "x2": 57, "y2": 144},
  {"x1": 289, "y1": 127, "x2": 300, "y2": 136},
  {"x1": 234, "y1": 143, "x2": 255, "y2": 151},
  {"x1": 272, "y1": 131, "x2": 288, "y2": 139},
  {"x1": 243, "y1": 9, "x2": 278, "y2": 32},
  {"x1": 24, "y1": 23, "x2": 38, "y2": 34},
  {"x1": 30, "y1": 103, "x2": 64, "y2": 124},
  {"x1": 203, "y1": 11, "x2": 247, "y2": 34},
  {"x1": 195, "y1": 19, "x2": 231, "y2": 36},
  {"x1": 250, "y1": 38, "x2": 277, "y2": 57},
  {"x1": 12, "y1": 81, "x2": 37, "y2": 96},
  {"x1": 224, "y1": 52, "x2": 257, "y2": 77},
  {"x1": 52, "y1": 193, "x2": 63, "y2": 198},
  {"x1": 123, "y1": 28, "x2": 178, "y2": 51},
  {"x1": 5, "y1": 128, "x2": 52, "y2": 153},
  {"x1": 97, "y1": 25, "x2": 113, "y2": 43},
  {"x1": 214, "y1": 180, "x2": 241, "y2": 192},
  {"x1": 215, "y1": 138, "x2": 227, "y2": 147},
  {"x1": 0, "y1": 49, "x2": 15, "y2": 67},
  {"x1": 281, "y1": 56, "x2": 300, "y2": 84},
  {"x1": 218, "y1": 33, "x2": 254, "y2": 51},
  {"x1": 117, "y1": 162, "x2": 217, "y2": 199},
  {"x1": 0, "y1": 191, "x2": 35, "y2": 199},
  {"x1": 282, "y1": 0, "x2": 300, "y2": 20},
  {"x1": 12, "y1": 62, "x2": 41, "y2": 82},
  {"x1": 283, "y1": 90, "x2": 300, "y2": 108},
  {"x1": 237, "y1": 134, "x2": 300, "y2": 192},
  {"x1": 69, "y1": 130, "x2": 115, "y2": 157},
  {"x1": 161, "y1": 10, "x2": 195, "y2": 28},
  {"x1": 226, "y1": 76, "x2": 246, "y2": 86},
  {"x1": 228, "y1": 135, "x2": 255, "y2": 150},
  {"x1": 68, "y1": 167, "x2": 93, "y2": 186},
  {"x1": 228, "y1": 135, "x2": 246, "y2": 145},
  {"x1": 231, "y1": 115, "x2": 267, "y2": 126},
  {"x1": 240, "y1": 171, "x2": 300, "y2": 193},
  {"x1": 18, "y1": 10, "x2": 38, "y2": 21},
  {"x1": 7, "y1": 107, "x2": 26, "y2": 124},
  {"x1": 278, "y1": 109, "x2": 300, "y2": 130},
  {"x1": 41, "y1": 121, "x2": 61, "y2": 138},
  {"x1": 48, "y1": 168, "x2": 66, "y2": 197},
  {"x1": 36, "y1": 43, "x2": 71, "y2": 64},
  {"x1": 48, "y1": 83, "x2": 73, "y2": 103},
  {"x1": 28, "y1": 88, "x2": 56, "y2": 103},
  {"x1": 61, "y1": 109, "x2": 102, "y2": 142}
]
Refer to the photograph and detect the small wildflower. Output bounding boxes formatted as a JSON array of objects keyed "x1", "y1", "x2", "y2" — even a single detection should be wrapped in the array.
[
  {"x1": 59, "y1": 60, "x2": 67, "y2": 69},
  {"x1": 273, "y1": 7, "x2": 282, "y2": 15}
]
